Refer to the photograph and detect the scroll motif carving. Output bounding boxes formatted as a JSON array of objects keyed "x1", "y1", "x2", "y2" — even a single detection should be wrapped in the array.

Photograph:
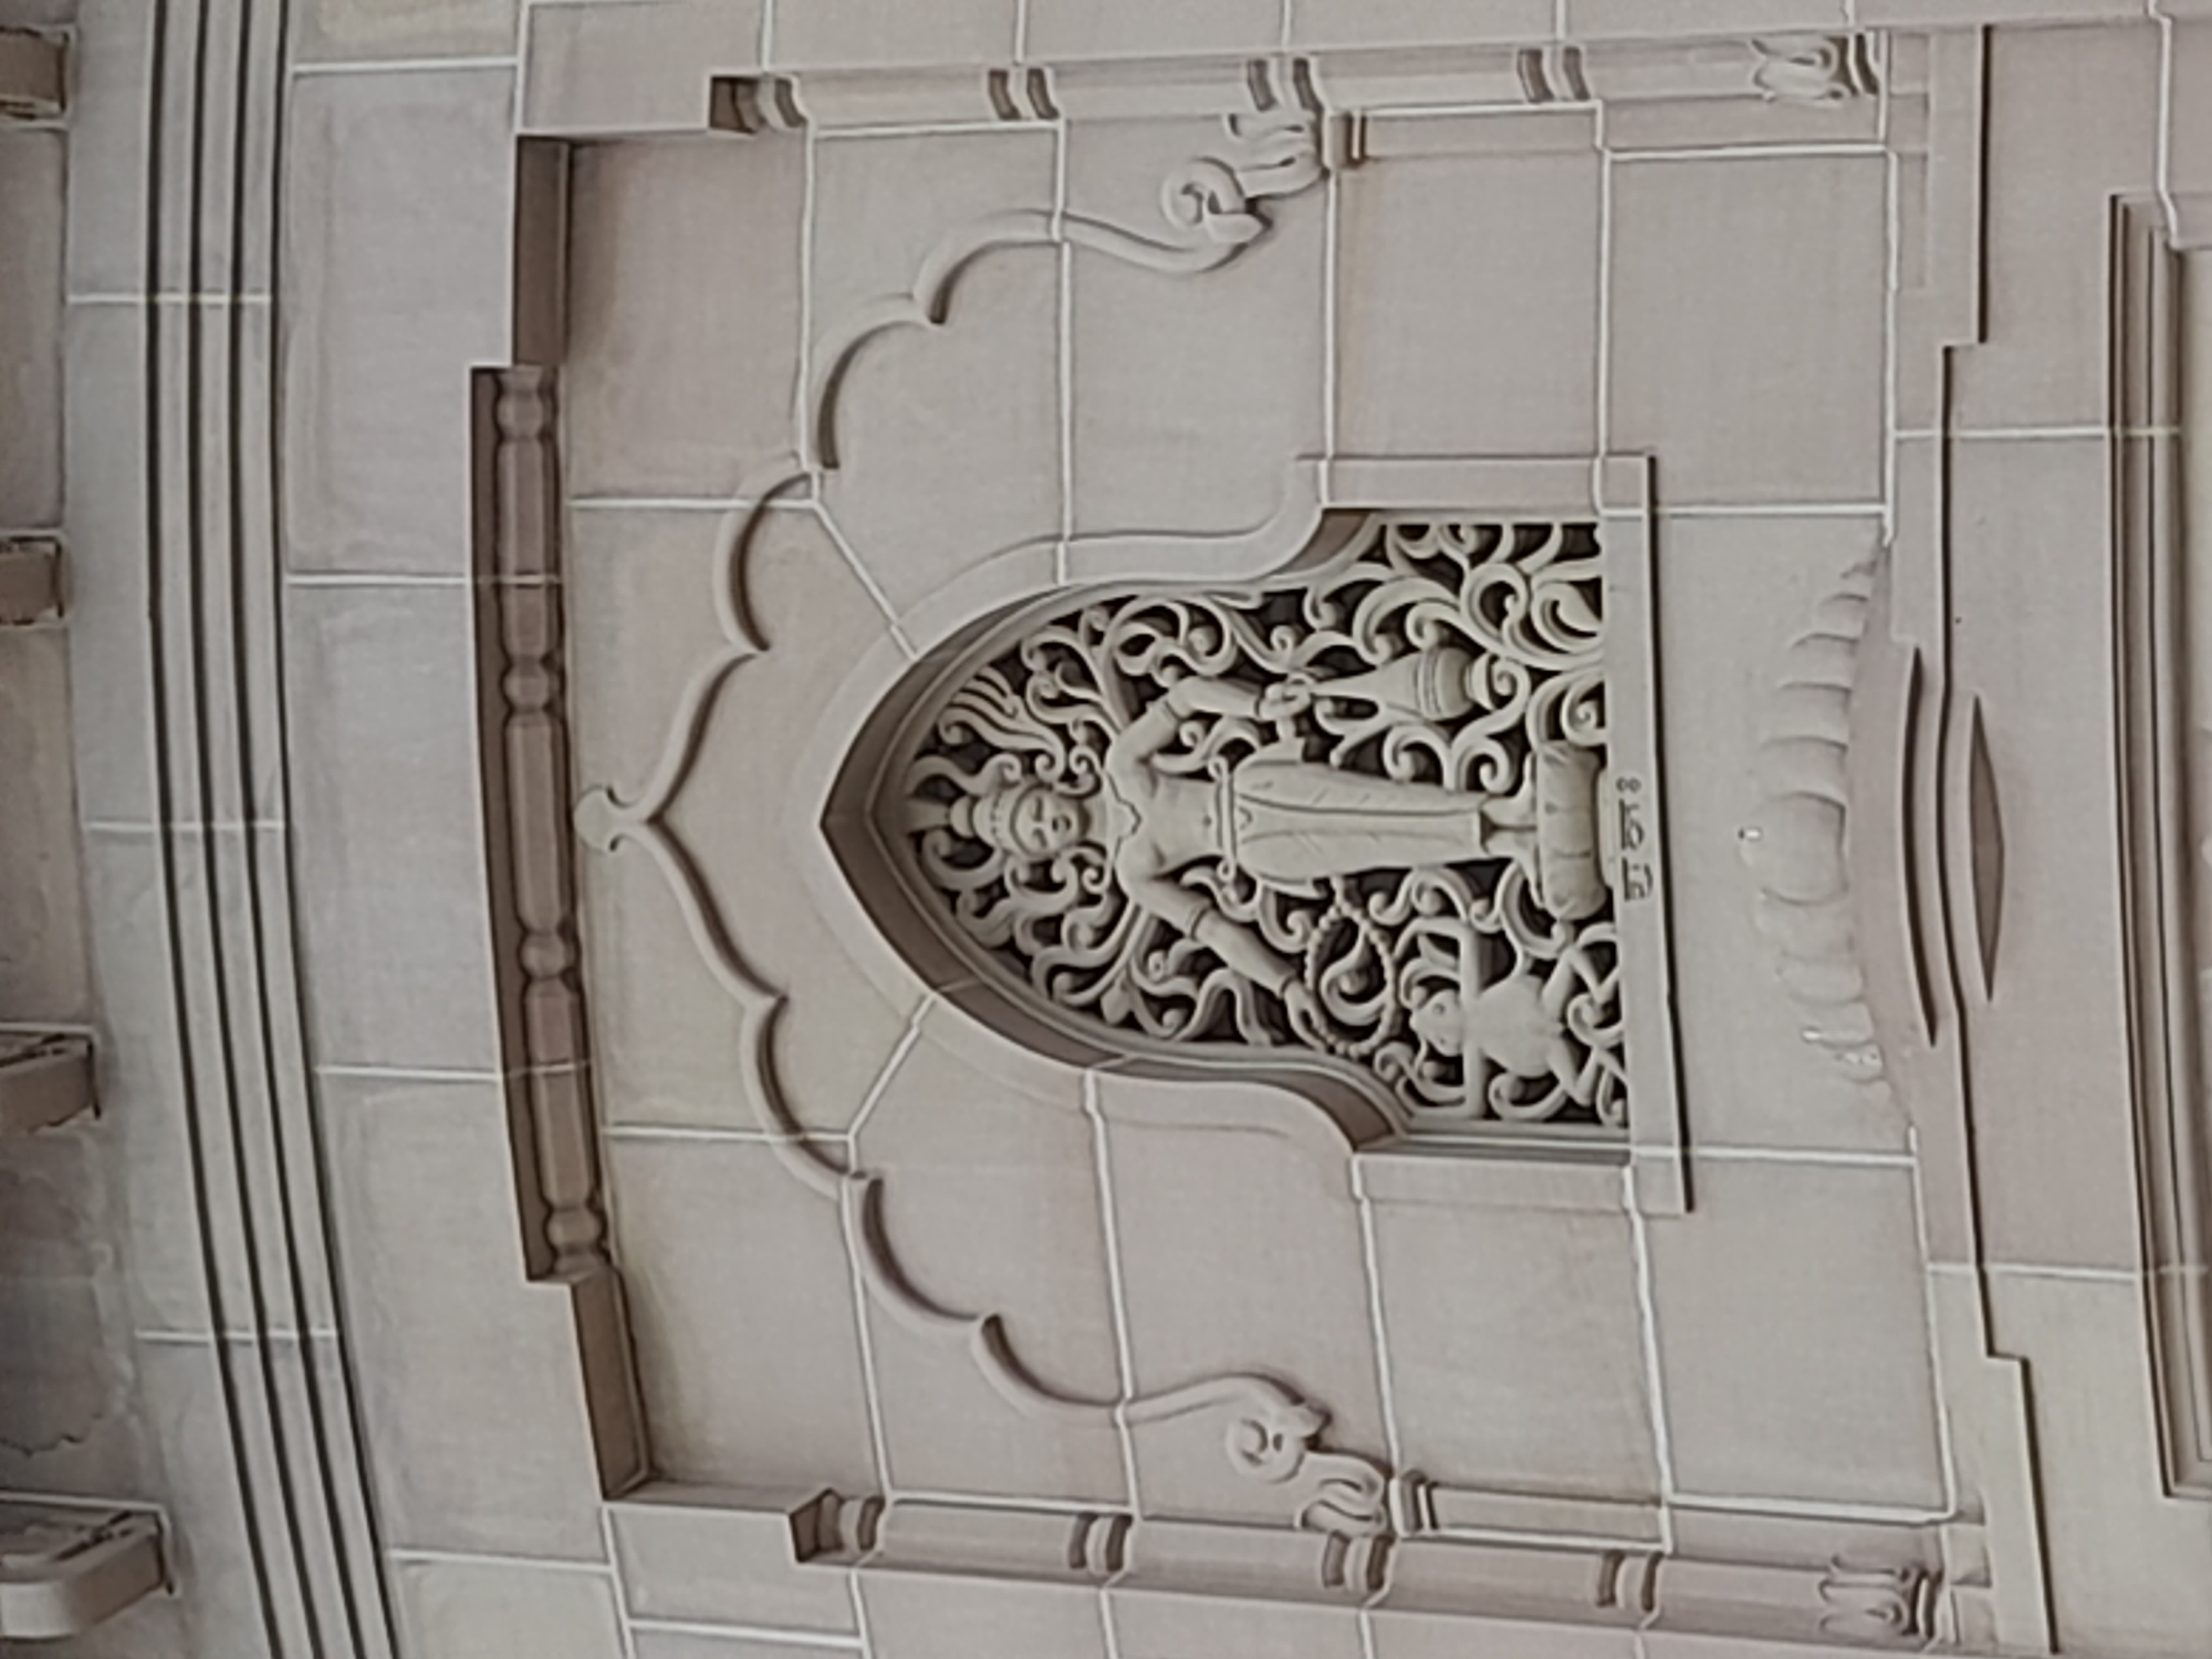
[
  {"x1": 1818, "y1": 1558, "x2": 1940, "y2": 1645},
  {"x1": 893, "y1": 516, "x2": 1629, "y2": 1131},
  {"x1": 808, "y1": 105, "x2": 1329, "y2": 469},
  {"x1": 1751, "y1": 35, "x2": 1879, "y2": 105}
]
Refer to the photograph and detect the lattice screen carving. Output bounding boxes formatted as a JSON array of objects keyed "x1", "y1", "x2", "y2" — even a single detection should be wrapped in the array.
[{"x1": 884, "y1": 514, "x2": 1636, "y2": 1133}]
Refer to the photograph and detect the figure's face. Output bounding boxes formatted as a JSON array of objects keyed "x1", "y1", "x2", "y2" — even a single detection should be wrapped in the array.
[{"x1": 1011, "y1": 787, "x2": 1084, "y2": 857}]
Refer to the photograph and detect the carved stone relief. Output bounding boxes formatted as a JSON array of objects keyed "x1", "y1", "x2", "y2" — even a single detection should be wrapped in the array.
[
  {"x1": 882, "y1": 514, "x2": 1632, "y2": 1132},
  {"x1": 1739, "y1": 559, "x2": 1891, "y2": 1100}
]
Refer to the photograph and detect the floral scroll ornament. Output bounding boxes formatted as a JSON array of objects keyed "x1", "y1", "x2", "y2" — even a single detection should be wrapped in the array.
[{"x1": 895, "y1": 517, "x2": 1630, "y2": 1132}]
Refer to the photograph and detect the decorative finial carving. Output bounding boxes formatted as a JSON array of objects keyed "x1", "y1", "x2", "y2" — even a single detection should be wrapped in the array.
[
  {"x1": 1818, "y1": 1558, "x2": 1940, "y2": 1645},
  {"x1": 1751, "y1": 35, "x2": 1879, "y2": 105}
]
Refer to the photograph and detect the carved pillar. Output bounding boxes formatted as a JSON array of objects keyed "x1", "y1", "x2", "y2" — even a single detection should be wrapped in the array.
[
  {"x1": 474, "y1": 360, "x2": 648, "y2": 1496},
  {"x1": 477, "y1": 364, "x2": 604, "y2": 1284}
]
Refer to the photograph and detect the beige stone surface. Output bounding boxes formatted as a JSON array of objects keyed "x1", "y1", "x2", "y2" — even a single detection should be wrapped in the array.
[
  {"x1": 1337, "y1": 122, "x2": 1600, "y2": 462},
  {"x1": 294, "y1": 0, "x2": 519, "y2": 63},
  {"x1": 566, "y1": 137, "x2": 804, "y2": 501},
  {"x1": 393, "y1": 1558, "x2": 626, "y2": 1659},
  {"x1": 769, "y1": 0, "x2": 1017, "y2": 67},
  {"x1": 285, "y1": 583, "x2": 503, "y2": 1073},
  {"x1": 0, "y1": 129, "x2": 61, "y2": 528},
  {"x1": 523, "y1": 0, "x2": 765, "y2": 134},
  {"x1": 60, "y1": 302, "x2": 158, "y2": 827},
  {"x1": 823, "y1": 244, "x2": 1062, "y2": 617},
  {"x1": 1987, "y1": 1274, "x2": 2212, "y2": 1657},
  {"x1": 1653, "y1": 514, "x2": 1909, "y2": 1155},
  {"x1": 855, "y1": 1018, "x2": 1129, "y2": 1503},
  {"x1": 607, "y1": 1135, "x2": 879, "y2": 1493},
  {"x1": 1111, "y1": 1588, "x2": 1365, "y2": 1659},
  {"x1": 281, "y1": 65, "x2": 513, "y2": 577},
  {"x1": 1948, "y1": 24, "x2": 2160, "y2": 430},
  {"x1": 1291, "y1": 0, "x2": 1556, "y2": 48},
  {"x1": 1610, "y1": 154, "x2": 1887, "y2": 507},
  {"x1": 864, "y1": 1573, "x2": 1108, "y2": 1659},
  {"x1": 1369, "y1": 1195, "x2": 1660, "y2": 1499},
  {"x1": 1646, "y1": 1161, "x2": 1946, "y2": 1510},
  {"x1": 1098, "y1": 1076, "x2": 1389, "y2": 1524},
  {"x1": 634, "y1": 1633, "x2": 842, "y2": 1659},
  {"x1": 1027, "y1": 0, "x2": 1283, "y2": 58},
  {"x1": 322, "y1": 1073, "x2": 609, "y2": 1560},
  {"x1": 1946, "y1": 437, "x2": 2141, "y2": 1272},
  {"x1": 66, "y1": 0, "x2": 157, "y2": 298},
  {"x1": 1566, "y1": 0, "x2": 1845, "y2": 31},
  {"x1": 609, "y1": 1494, "x2": 860, "y2": 1636},
  {"x1": 0, "y1": 630, "x2": 87, "y2": 1021}
]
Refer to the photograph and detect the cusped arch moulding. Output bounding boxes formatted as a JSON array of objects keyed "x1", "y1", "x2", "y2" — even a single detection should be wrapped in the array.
[
  {"x1": 806, "y1": 99, "x2": 1336, "y2": 472},
  {"x1": 571, "y1": 481, "x2": 1393, "y2": 1544}
]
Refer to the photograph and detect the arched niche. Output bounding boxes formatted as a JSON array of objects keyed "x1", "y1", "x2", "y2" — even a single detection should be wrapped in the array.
[{"x1": 821, "y1": 459, "x2": 1679, "y2": 1166}]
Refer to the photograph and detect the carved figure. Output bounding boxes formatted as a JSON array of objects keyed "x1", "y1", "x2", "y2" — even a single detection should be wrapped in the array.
[
  {"x1": 1408, "y1": 931, "x2": 1618, "y2": 1109},
  {"x1": 932, "y1": 660, "x2": 1606, "y2": 1041},
  {"x1": 895, "y1": 517, "x2": 1631, "y2": 1128}
]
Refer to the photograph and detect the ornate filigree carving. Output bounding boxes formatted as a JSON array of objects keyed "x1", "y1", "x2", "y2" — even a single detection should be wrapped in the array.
[
  {"x1": 1739, "y1": 560, "x2": 1887, "y2": 1095},
  {"x1": 893, "y1": 517, "x2": 1629, "y2": 1131}
]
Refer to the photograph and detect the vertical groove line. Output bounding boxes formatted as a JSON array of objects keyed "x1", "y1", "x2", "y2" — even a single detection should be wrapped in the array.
[
  {"x1": 262, "y1": 0, "x2": 404, "y2": 1642},
  {"x1": 143, "y1": 0, "x2": 289, "y2": 1650},
  {"x1": 227, "y1": 0, "x2": 377, "y2": 1648},
  {"x1": 183, "y1": 0, "x2": 332, "y2": 1647}
]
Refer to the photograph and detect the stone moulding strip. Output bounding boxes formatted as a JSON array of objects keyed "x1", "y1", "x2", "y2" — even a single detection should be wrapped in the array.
[
  {"x1": 2109, "y1": 195, "x2": 2212, "y2": 1500},
  {"x1": 521, "y1": 27, "x2": 1886, "y2": 141},
  {"x1": 472, "y1": 138, "x2": 647, "y2": 1500},
  {"x1": 611, "y1": 1478, "x2": 1950, "y2": 1648}
]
